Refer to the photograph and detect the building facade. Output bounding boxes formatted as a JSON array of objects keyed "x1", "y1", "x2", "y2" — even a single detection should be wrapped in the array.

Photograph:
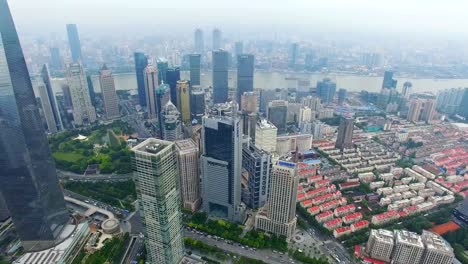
[
  {"x1": 190, "y1": 88, "x2": 205, "y2": 124},
  {"x1": 175, "y1": 139, "x2": 201, "y2": 212},
  {"x1": 335, "y1": 117, "x2": 354, "y2": 151},
  {"x1": 144, "y1": 65, "x2": 158, "y2": 119},
  {"x1": 267, "y1": 100, "x2": 288, "y2": 134},
  {"x1": 166, "y1": 67, "x2": 180, "y2": 107},
  {"x1": 176, "y1": 80, "x2": 191, "y2": 125},
  {"x1": 242, "y1": 144, "x2": 272, "y2": 209},
  {"x1": 66, "y1": 24, "x2": 82, "y2": 62},
  {"x1": 366, "y1": 229, "x2": 394, "y2": 262},
  {"x1": 393, "y1": 230, "x2": 425, "y2": 264},
  {"x1": 194, "y1": 28, "x2": 204, "y2": 54},
  {"x1": 421, "y1": 230, "x2": 454, "y2": 264},
  {"x1": 212, "y1": 49, "x2": 229, "y2": 103},
  {"x1": 316, "y1": 78, "x2": 336, "y2": 104},
  {"x1": 65, "y1": 63, "x2": 96, "y2": 126},
  {"x1": 38, "y1": 64, "x2": 62, "y2": 133},
  {"x1": 255, "y1": 119, "x2": 277, "y2": 153},
  {"x1": 189, "y1": 54, "x2": 201, "y2": 86},
  {"x1": 212, "y1": 28, "x2": 222, "y2": 50},
  {"x1": 236, "y1": 54, "x2": 254, "y2": 102},
  {"x1": 99, "y1": 65, "x2": 120, "y2": 119},
  {"x1": 134, "y1": 52, "x2": 148, "y2": 107}
]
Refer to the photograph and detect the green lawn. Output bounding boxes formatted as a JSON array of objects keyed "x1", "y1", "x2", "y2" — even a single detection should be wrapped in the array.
[{"x1": 53, "y1": 152, "x2": 85, "y2": 162}]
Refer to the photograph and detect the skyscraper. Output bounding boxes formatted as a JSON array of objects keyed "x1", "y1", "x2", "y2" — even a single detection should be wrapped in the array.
[
  {"x1": 255, "y1": 119, "x2": 278, "y2": 153},
  {"x1": 66, "y1": 63, "x2": 96, "y2": 126},
  {"x1": 155, "y1": 83, "x2": 171, "y2": 139},
  {"x1": 194, "y1": 28, "x2": 204, "y2": 54},
  {"x1": 402, "y1": 81, "x2": 412, "y2": 99},
  {"x1": 175, "y1": 139, "x2": 201, "y2": 212},
  {"x1": 366, "y1": 229, "x2": 395, "y2": 262},
  {"x1": 190, "y1": 88, "x2": 205, "y2": 124},
  {"x1": 176, "y1": 80, "x2": 191, "y2": 125},
  {"x1": 407, "y1": 99, "x2": 423, "y2": 122},
  {"x1": 235, "y1": 41, "x2": 244, "y2": 58},
  {"x1": 212, "y1": 28, "x2": 222, "y2": 50},
  {"x1": 157, "y1": 58, "x2": 168, "y2": 84},
  {"x1": 421, "y1": 99, "x2": 436, "y2": 123},
  {"x1": 393, "y1": 230, "x2": 425, "y2": 264},
  {"x1": 240, "y1": 92, "x2": 257, "y2": 140},
  {"x1": 237, "y1": 54, "x2": 254, "y2": 102},
  {"x1": 49, "y1": 47, "x2": 62, "y2": 70},
  {"x1": 201, "y1": 108, "x2": 245, "y2": 222},
  {"x1": 338, "y1": 88, "x2": 347, "y2": 105},
  {"x1": 99, "y1": 64, "x2": 120, "y2": 119},
  {"x1": 457, "y1": 88, "x2": 468, "y2": 119},
  {"x1": 40, "y1": 64, "x2": 62, "y2": 133},
  {"x1": 212, "y1": 49, "x2": 229, "y2": 103},
  {"x1": 316, "y1": 78, "x2": 336, "y2": 104},
  {"x1": 132, "y1": 139, "x2": 185, "y2": 264},
  {"x1": 289, "y1": 43, "x2": 299, "y2": 68},
  {"x1": 166, "y1": 67, "x2": 180, "y2": 107},
  {"x1": 267, "y1": 100, "x2": 288, "y2": 134},
  {"x1": 86, "y1": 74, "x2": 97, "y2": 108},
  {"x1": 335, "y1": 117, "x2": 354, "y2": 151},
  {"x1": 162, "y1": 102, "x2": 183, "y2": 141},
  {"x1": 382, "y1": 70, "x2": 397, "y2": 89},
  {"x1": 242, "y1": 144, "x2": 272, "y2": 209},
  {"x1": 0, "y1": 0, "x2": 69, "y2": 251},
  {"x1": 421, "y1": 230, "x2": 454, "y2": 264},
  {"x1": 66, "y1": 24, "x2": 82, "y2": 62},
  {"x1": 144, "y1": 65, "x2": 158, "y2": 119},
  {"x1": 189, "y1": 54, "x2": 201, "y2": 86},
  {"x1": 134, "y1": 52, "x2": 148, "y2": 106},
  {"x1": 255, "y1": 161, "x2": 298, "y2": 239}
]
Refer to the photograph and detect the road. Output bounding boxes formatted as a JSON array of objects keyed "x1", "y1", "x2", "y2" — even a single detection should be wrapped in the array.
[
  {"x1": 122, "y1": 235, "x2": 144, "y2": 264},
  {"x1": 185, "y1": 232, "x2": 297, "y2": 264},
  {"x1": 58, "y1": 170, "x2": 133, "y2": 181},
  {"x1": 63, "y1": 189, "x2": 129, "y2": 218}
]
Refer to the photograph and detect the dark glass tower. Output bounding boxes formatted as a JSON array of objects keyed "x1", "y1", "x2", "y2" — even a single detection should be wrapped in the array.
[
  {"x1": 0, "y1": 0, "x2": 69, "y2": 251},
  {"x1": 41, "y1": 64, "x2": 62, "y2": 132},
  {"x1": 382, "y1": 71, "x2": 397, "y2": 89},
  {"x1": 66, "y1": 24, "x2": 82, "y2": 62},
  {"x1": 316, "y1": 78, "x2": 336, "y2": 104},
  {"x1": 236, "y1": 54, "x2": 254, "y2": 102},
  {"x1": 157, "y1": 59, "x2": 168, "y2": 85},
  {"x1": 194, "y1": 28, "x2": 204, "y2": 54},
  {"x1": 166, "y1": 67, "x2": 180, "y2": 107},
  {"x1": 49, "y1": 47, "x2": 62, "y2": 70},
  {"x1": 212, "y1": 50, "x2": 229, "y2": 103},
  {"x1": 134, "y1": 52, "x2": 148, "y2": 107},
  {"x1": 190, "y1": 88, "x2": 205, "y2": 123},
  {"x1": 212, "y1": 28, "x2": 222, "y2": 50},
  {"x1": 189, "y1": 54, "x2": 201, "y2": 86}
]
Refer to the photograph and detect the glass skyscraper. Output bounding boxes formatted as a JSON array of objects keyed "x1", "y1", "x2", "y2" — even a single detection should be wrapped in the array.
[
  {"x1": 66, "y1": 24, "x2": 82, "y2": 63},
  {"x1": 166, "y1": 67, "x2": 180, "y2": 107},
  {"x1": 236, "y1": 54, "x2": 254, "y2": 102},
  {"x1": 134, "y1": 52, "x2": 148, "y2": 107},
  {"x1": 189, "y1": 54, "x2": 201, "y2": 86},
  {"x1": 212, "y1": 50, "x2": 229, "y2": 104},
  {"x1": 0, "y1": 0, "x2": 69, "y2": 251}
]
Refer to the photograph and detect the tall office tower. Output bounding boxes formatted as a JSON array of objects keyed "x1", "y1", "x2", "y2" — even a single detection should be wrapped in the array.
[
  {"x1": 212, "y1": 28, "x2": 222, "y2": 50},
  {"x1": 255, "y1": 161, "x2": 298, "y2": 239},
  {"x1": 201, "y1": 110, "x2": 245, "y2": 222},
  {"x1": 99, "y1": 65, "x2": 120, "y2": 119},
  {"x1": 162, "y1": 102, "x2": 183, "y2": 141},
  {"x1": 166, "y1": 67, "x2": 180, "y2": 107},
  {"x1": 0, "y1": 0, "x2": 69, "y2": 251},
  {"x1": 366, "y1": 229, "x2": 395, "y2": 262},
  {"x1": 457, "y1": 88, "x2": 468, "y2": 119},
  {"x1": 240, "y1": 92, "x2": 258, "y2": 140},
  {"x1": 421, "y1": 99, "x2": 436, "y2": 123},
  {"x1": 382, "y1": 70, "x2": 397, "y2": 89},
  {"x1": 402, "y1": 81, "x2": 412, "y2": 99},
  {"x1": 61, "y1": 84, "x2": 73, "y2": 109},
  {"x1": 132, "y1": 139, "x2": 185, "y2": 264},
  {"x1": 235, "y1": 41, "x2": 243, "y2": 58},
  {"x1": 190, "y1": 88, "x2": 205, "y2": 124},
  {"x1": 302, "y1": 96, "x2": 322, "y2": 111},
  {"x1": 49, "y1": 47, "x2": 62, "y2": 70},
  {"x1": 335, "y1": 116, "x2": 354, "y2": 151},
  {"x1": 175, "y1": 139, "x2": 201, "y2": 212},
  {"x1": 407, "y1": 99, "x2": 423, "y2": 122},
  {"x1": 240, "y1": 91, "x2": 257, "y2": 113},
  {"x1": 338, "y1": 88, "x2": 347, "y2": 105},
  {"x1": 393, "y1": 230, "x2": 425, "y2": 264},
  {"x1": 421, "y1": 230, "x2": 454, "y2": 264},
  {"x1": 157, "y1": 58, "x2": 169, "y2": 84},
  {"x1": 259, "y1": 89, "x2": 277, "y2": 113},
  {"x1": 255, "y1": 119, "x2": 278, "y2": 153},
  {"x1": 176, "y1": 80, "x2": 191, "y2": 125},
  {"x1": 189, "y1": 54, "x2": 201, "y2": 86},
  {"x1": 155, "y1": 83, "x2": 171, "y2": 138},
  {"x1": 212, "y1": 49, "x2": 229, "y2": 103},
  {"x1": 242, "y1": 144, "x2": 271, "y2": 209},
  {"x1": 236, "y1": 54, "x2": 254, "y2": 102},
  {"x1": 134, "y1": 52, "x2": 149, "y2": 106},
  {"x1": 66, "y1": 63, "x2": 96, "y2": 126},
  {"x1": 316, "y1": 78, "x2": 336, "y2": 104},
  {"x1": 267, "y1": 100, "x2": 288, "y2": 134},
  {"x1": 298, "y1": 106, "x2": 313, "y2": 129},
  {"x1": 40, "y1": 64, "x2": 62, "y2": 133},
  {"x1": 66, "y1": 24, "x2": 82, "y2": 62},
  {"x1": 144, "y1": 65, "x2": 158, "y2": 119},
  {"x1": 289, "y1": 42, "x2": 299, "y2": 68},
  {"x1": 194, "y1": 28, "x2": 204, "y2": 54},
  {"x1": 86, "y1": 74, "x2": 97, "y2": 108}
]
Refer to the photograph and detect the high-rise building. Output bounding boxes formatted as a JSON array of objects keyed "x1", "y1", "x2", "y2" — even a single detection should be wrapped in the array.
[
  {"x1": 0, "y1": 0, "x2": 69, "y2": 251},
  {"x1": 366, "y1": 229, "x2": 394, "y2": 262},
  {"x1": 393, "y1": 230, "x2": 425, "y2": 264},
  {"x1": 190, "y1": 87, "x2": 205, "y2": 124},
  {"x1": 361, "y1": 52, "x2": 382, "y2": 69},
  {"x1": 212, "y1": 28, "x2": 222, "y2": 50},
  {"x1": 39, "y1": 64, "x2": 62, "y2": 133},
  {"x1": 132, "y1": 139, "x2": 185, "y2": 264},
  {"x1": 134, "y1": 52, "x2": 149, "y2": 107},
  {"x1": 86, "y1": 74, "x2": 97, "y2": 108},
  {"x1": 421, "y1": 230, "x2": 454, "y2": 264},
  {"x1": 255, "y1": 161, "x2": 298, "y2": 239},
  {"x1": 162, "y1": 102, "x2": 183, "y2": 141},
  {"x1": 155, "y1": 83, "x2": 171, "y2": 139},
  {"x1": 201, "y1": 109, "x2": 245, "y2": 222},
  {"x1": 436, "y1": 88, "x2": 464, "y2": 115},
  {"x1": 240, "y1": 92, "x2": 257, "y2": 113},
  {"x1": 454, "y1": 195, "x2": 468, "y2": 224},
  {"x1": 66, "y1": 63, "x2": 96, "y2": 126},
  {"x1": 66, "y1": 24, "x2": 82, "y2": 62},
  {"x1": 402, "y1": 81, "x2": 412, "y2": 99},
  {"x1": 267, "y1": 100, "x2": 288, "y2": 134},
  {"x1": 240, "y1": 92, "x2": 257, "y2": 140},
  {"x1": 316, "y1": 78, "x2": 336, "y2": 104},
  {"x1": 255, "y1": 119, "x2": 278, "y2": 153},
  {"x1": 421, "y1": 99, "x2": 436, "y2": 123},
  {"x1": 235, "y1": 41, "x2": 243, "y2": 60},
  {"x1": 457, "y1": 88, "x2": 468, "y2": 119},
  {"x1": 338, "y1": 88, "x2": 347, "y2": 105},
  {"x1": 289, "y1": 43, "x2": 299, "y2": 68},
  {"x1": 407, "y1": 99, "x2": 422, "y2": 122},
  {"x1": 236, "y1": 54, "x2": 254, "y2": 102},
  {"x1": 166, "y1": 67, "x2": 181, "y2": 107},
  {"x1": 49, "y1": 47, "x2": 62, "y2": 70},
  {"x1": 335, "y1": 117, "x2": 354, "y2": 151},
  {"x1": 144, "y1": 65, "x2": 158, "y2": 119},
  {"x1": 157, "y1": 58, "x2": 168, "y2": 84},
  {"x1": 194, "y1": 28, "x2": 204, "y2": 54},
  {"x1": 302, "y1": 96, "x2": 322, "y2": 111},
  {"x1": 176, "y1": 80, "x2": 191, "y2": 125},
  {"x1": 175, "y1": 139, "x2": 201, "y2": 212},
  {"x1": 212, "y1": 49, "x2": 229, "y2": 103},
  {"x1": 99, "y1": 65, "x2": 120, "y2": 119},
  {"x1": 189, "y1": 54, "x2": 201, "y2": 86},
  {"x1": 382, "y1": 70, "x2": 397, "y2": 89},
  {"x1": 242, "y1": 144, "x2": 271, "y2": 209}
]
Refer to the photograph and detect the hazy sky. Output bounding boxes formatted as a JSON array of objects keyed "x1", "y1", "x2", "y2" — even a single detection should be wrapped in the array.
[{"x1": 8, "y1": 0, "x2": 468, "y2": 38}]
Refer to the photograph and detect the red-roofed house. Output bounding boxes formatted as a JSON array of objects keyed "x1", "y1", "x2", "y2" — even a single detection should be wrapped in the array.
[
  {"x1": 308, "y1": 206, "x2": 320, "y2": 216},
  {"x1": 324, "y1": 218, "x2": 343, "y2": 230},
  {"x1": 297, "y1": 193, "x2": 306, "y2": 202},
  {"x1": 300, "y1": 199, "x2": 313, "y2": 208},
  {"x1": 334, "y1": 204, "x2": 356, "y2": 217},
  {"x1": 371, "y1": 210, "x2": 399, "y2": 225},
  {"x1": 343, "y1": 212, "x2": 363, "y2": 224},
  {"x1": 333, "y1": 226, "x2": 352, "y2": 238},
  {"x1": 339, "y1": 181, "x2": 360, "y2": 190},
  {"x1": 316, "y1": 211, "x2": 334, "y2": 223},
  {"x1": 320, "y1": 200, "x2": 341, "y2": 212},
  {"x1": 351, "y1": 220, "x2": 369, "y2": 232},
  {"x1": 315, "y1": 179, "x2": 330, "y2": 188}
]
